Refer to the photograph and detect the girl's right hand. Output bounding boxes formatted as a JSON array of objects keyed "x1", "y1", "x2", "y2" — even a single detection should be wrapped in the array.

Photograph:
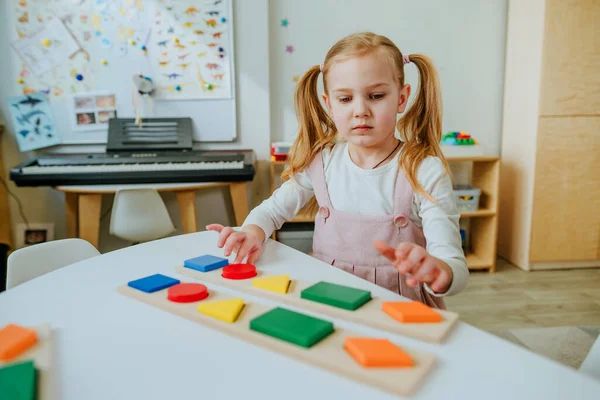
[{"x1": 206, "y1": 224, "x2": 264, "y2": 264}]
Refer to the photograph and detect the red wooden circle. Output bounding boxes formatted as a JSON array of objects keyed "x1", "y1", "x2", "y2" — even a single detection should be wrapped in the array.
[
  {"x1": 167, "y1": 283, "x2": 209, "y2": 303},
  {"x1": 222, "y1": 264, "x2": 257, "y2": 280}
]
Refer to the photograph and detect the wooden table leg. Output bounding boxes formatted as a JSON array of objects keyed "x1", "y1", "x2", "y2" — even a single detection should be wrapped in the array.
[
  {"x1": 78, "y1": 194, "x2": 102, "y2": 249},
  {"x1": 229, "y1": 182, "x2": 249, "y2": 227},
  {"x1": 65, "y1": 192, "x2": 78, "y2": 238},
  {"x1": 176, "y1": 190, "x2": 198, "y2": 234}
]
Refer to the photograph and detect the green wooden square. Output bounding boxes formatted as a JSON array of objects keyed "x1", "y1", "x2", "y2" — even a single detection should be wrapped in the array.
[
  {"x1": 0, "y1": 360, "x2": 36, "y2": 400},
  {"x1": 250, "y1": 307, "x2": 334, "y2": 348},
  {"x1": 300, "y1": 281, "x2": 372, "y2": 310}
]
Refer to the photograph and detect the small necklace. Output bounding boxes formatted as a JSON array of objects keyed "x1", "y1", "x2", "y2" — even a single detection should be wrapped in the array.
[{"x1": 372, "y1": 140, "x2": 402, "y2": 169}]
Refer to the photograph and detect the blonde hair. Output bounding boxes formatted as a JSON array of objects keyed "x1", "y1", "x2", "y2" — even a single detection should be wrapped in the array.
[{"x1": 283, "y1": 31, "x2": 449, "y2": 204}]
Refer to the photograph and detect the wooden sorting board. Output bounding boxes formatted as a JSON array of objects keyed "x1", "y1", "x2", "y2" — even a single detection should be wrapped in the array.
[
  {"x1": 0, "y1": 324, "x2": 54, "y2": 400},
  {"x1": 175, "y1": 265, "x2": 459, "y2": 343},
  {"x1": 117, "y1": 284, "x2": 436, "y2": 397}
]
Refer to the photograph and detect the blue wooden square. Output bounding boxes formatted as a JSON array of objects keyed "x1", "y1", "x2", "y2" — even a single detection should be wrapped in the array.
[
  {"x1": 128, "y1": 274, "x2": 180, "y2": 293},
  {"x1": 184, "y1": 255, "x2": 229, "y2": 272}
]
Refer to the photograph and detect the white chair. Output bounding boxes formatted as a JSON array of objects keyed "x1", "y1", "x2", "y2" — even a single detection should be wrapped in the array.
[
  {"x1": 7, "y1": 238, "x2": 100, "y2": 289},
  {"x1": 109, "y1": 189, "x2": 176, "y2": 243}
]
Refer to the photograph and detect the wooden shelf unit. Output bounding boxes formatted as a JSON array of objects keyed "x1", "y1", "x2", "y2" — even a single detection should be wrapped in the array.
[{"x1": 269, "y1": 155, "x2": 500, "y2": 272}]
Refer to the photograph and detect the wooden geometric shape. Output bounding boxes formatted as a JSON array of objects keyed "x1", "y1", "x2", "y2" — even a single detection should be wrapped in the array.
[
  {"x1": 197, "y1": 298, "x2": 245, "y2": 323},
  {"x1": 0, "y1": 325, "x2": 38, "y2": 362},
  {"x1": 344, "y1": 338, "x2": 413, "y2": 367},
  {"x1": 184, "y1": 254, "x2": 228, "y2": 272},
  {"x1": 0, "y1": 360, "x2": 36, "y2": 400},
  {"x1": 127, "y1": 274, "x2": 180, "y2": 294},
  {"x1": 222, "y1": 264, "x2": 257, "y2": 280},
  {"x1": 382, "y1": 301, "x2": 442, "y2": 323},
  {"x1": 175, "y1": 265, "x2": 459, "y2": 343},
  {"x1": 117, "y1": 284, "x2": 436, "y2": 396},
  {"x1": 167, "y1": 283, "x2": 208, "y2": 303},
  {"x1": 250, "y1": 307, "x2": 334, "y2": 348},
  {"x1": 251, "y1": 275, "x2": 291, "y2": 294},
  {"x1": 301, "y1": 281, "x2": 371, "y2": 310}
]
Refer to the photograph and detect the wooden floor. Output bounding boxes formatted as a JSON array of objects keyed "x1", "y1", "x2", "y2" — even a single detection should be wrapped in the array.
[{"x1": 445, "y1": 258, "x2": 600, "y2": 331}]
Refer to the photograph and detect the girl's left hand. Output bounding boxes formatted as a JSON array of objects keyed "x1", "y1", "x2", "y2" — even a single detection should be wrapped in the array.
[{"x1": 374, "y1": 241, "x2": 453, "y2": 294}]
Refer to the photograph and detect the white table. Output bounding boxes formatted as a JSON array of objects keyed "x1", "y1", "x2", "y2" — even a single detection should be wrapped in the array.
[{"x1": 1, "y1": 232, "x2": 599, "y2": 399}]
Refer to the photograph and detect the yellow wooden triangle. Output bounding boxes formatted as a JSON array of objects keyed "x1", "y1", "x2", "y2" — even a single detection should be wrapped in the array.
[
  {"x1": 197, "y1": 298, "x2": 245, "y2": 323},
  {"x1": 251, "y1": 274, "x2": 291, "y2": 294}
]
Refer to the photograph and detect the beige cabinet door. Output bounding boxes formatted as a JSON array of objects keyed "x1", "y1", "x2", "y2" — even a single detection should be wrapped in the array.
[
  {"x1": 539, "y1": 0, "x2": 600, "y2": 116},
  {"x1": 530, "y1": 117, "x2": 600, "y2": 262}
]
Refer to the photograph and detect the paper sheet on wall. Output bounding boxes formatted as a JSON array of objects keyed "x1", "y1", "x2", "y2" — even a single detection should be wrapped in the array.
[
  {"x1": 150, "y1": 1, "x2": 233, "y2": 100},
  {"x1": 7, "y1": 92, "x2": 61, "y2": 151},
  {"x1": 11, "y1": 18, "x2": 81, "y2": 76}
]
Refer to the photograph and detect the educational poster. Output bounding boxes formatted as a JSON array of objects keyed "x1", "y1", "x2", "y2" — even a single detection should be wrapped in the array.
[
  {"x1": 7, "y1": 92, "x2": 60, "y2": 151},
  {"x1": 151, "y1": 0, "x2": 234, "y2": 100},
  {"x1": 11, "y1": 0, "x2": 234, "y2": 101}
]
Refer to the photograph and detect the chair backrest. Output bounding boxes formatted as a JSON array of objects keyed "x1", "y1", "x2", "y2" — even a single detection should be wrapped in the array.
[
  {"x1": 109, "y1": 189, "x2": 175, "y2": 242},
  {"x1": 6, "y1": 238, "x2": 100, "y2": 289}
]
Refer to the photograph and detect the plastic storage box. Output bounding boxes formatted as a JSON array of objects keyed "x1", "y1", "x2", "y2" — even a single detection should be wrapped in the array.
[{"x1": 453, "y1": 184, "x2": 481, "y2": 212}]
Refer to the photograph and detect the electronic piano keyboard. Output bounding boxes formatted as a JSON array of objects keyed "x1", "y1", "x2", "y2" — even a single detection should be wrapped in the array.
[
  {"x1": 9, "y1": 118, "x2": 255, "y2": 187},
  {"x1": 10, "y1": 150, "x2": 255, "y2": 186}
]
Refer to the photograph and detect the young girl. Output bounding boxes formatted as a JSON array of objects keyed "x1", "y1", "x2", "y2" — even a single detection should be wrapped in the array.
[{"x1": 207, "y1": 32, "x2": 468, "y2": 309}]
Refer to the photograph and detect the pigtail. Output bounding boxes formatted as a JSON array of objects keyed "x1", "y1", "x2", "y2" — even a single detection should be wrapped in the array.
[
  {"x1": 282, "y1": 65, "x2": 336, "y2": 183},
  {"x1": 397, "y1": 54, "x2": 450, "y2": 200}
]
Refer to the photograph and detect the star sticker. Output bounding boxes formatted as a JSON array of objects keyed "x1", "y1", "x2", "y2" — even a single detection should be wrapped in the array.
[
  {"x1": 285, "y1": 45, "x2": 294, "y2": 54},
  {"x1": 281, "y1": 19, "x2": 289, "y2": 27},
  {"x1": 292, "y1": 75, "x2": 299, "y2": 83}
]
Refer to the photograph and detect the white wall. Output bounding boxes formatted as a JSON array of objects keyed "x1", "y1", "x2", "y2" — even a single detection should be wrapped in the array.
[{"x1": 0, "y1": 0, "x2": 271, "y2": 253}]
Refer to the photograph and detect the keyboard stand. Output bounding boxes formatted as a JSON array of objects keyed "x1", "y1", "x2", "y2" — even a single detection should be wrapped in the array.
[{"x1": 53, "y1": 181, "x2": 249, "y2": 249}]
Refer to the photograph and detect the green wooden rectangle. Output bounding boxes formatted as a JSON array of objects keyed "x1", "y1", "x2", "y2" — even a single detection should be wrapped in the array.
[
  {"x1": 301, "y1": 281, "x2": 372, "y2": 310},
  {"x1": 249, "y1": 307, "x2": 334, "y2": 348},
  {"x1": 0, "y1": 360, "x2": 36, "y2": 400}
]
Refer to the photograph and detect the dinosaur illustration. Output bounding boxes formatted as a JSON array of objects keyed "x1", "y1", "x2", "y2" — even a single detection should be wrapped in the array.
[
  {"x1": 177, "y1": 53, "x2": 191, "y2": 60},
  {"x1": 185, "y1": 7, "x2": 198, "y2": 15},
  {"x1": 157, "y1": 40, "x2": 168, "y2": 46},
  {"x1": 205, "y1": 19, "x2": 217, "y2": 27},
  {"x1": 212, "y1": 32, "x2": 223, "y2": 39},
  {"x1": 177, "y1": 63, "x2": 191, "y2": 71},
  {"x1": 205, "y1": 63, "x2": 219, "y2": 70},
  {"x1": 163, "y1": 73, "x2": 182, "y2": 80}
]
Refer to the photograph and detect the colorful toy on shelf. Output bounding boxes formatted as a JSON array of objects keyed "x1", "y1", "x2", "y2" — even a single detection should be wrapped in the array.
[
  {"x1": 441, "y1": 131, "x2": 477, "y2": 146},
  {"x1": 271, "y1": 141, "x2": 293, "y2": 162}
]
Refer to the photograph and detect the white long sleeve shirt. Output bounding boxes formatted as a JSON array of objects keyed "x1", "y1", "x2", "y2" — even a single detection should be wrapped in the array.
[{"x1": 244, "y1": 143, "x2": 468, "y2": 296}]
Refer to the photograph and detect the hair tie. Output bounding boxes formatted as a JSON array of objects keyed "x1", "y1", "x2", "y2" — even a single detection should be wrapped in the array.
[
  {"x1": 319, "y1": 63, "x2": 323, "y2": 72},
  {"x1": 403, "y1": 55, "x2": 411, "y2": 65}
]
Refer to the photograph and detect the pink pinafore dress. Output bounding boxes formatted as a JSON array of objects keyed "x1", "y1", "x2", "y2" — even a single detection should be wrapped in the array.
[{"x1": 307, "y1": 152, "x2": 445, "y2": 309}]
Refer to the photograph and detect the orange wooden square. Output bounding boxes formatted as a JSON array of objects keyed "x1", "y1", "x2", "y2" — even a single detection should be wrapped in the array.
[
  {"x1": 382, "y1": 301, "x2": 442, "y2": 323},
  {"x1": 344, "y1": 337, "x2": 413, "y2": 367},
  {"x1": 0, "y1": 324, "x2": 38, "y2": 361}
]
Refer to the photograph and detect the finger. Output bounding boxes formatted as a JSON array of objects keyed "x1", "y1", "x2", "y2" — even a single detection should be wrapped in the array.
[
  {"x1": 206, "y1": 224, "x2": 224, "y2": 232},
  {"x1": 247, "y1": 248, "x2": 262, "y2": 265},
  {"x1": 397, "y1": 246, "x2": 426, "y2": 274},
  {"x1": 223, "y1": 232, "x2": 244, "y2": 256},
  {"x1": 406, "y1": 259, "x2": 437, "y2": 287},
  {"x1": 374, "y1": 240, "x2": 396, "y2": 262},
  {"x1": 217, "y1": 226, "x2": 235, "y2": 247},
  {"x1": 395, "y1": 242, "x2": 415, "y2": 261},
  {"x1": 234, "y1": 238, "x2": 255, "y2": 264},
  {"x1": 430, "y1": 267, "x2": 452, "y2": 293}
]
